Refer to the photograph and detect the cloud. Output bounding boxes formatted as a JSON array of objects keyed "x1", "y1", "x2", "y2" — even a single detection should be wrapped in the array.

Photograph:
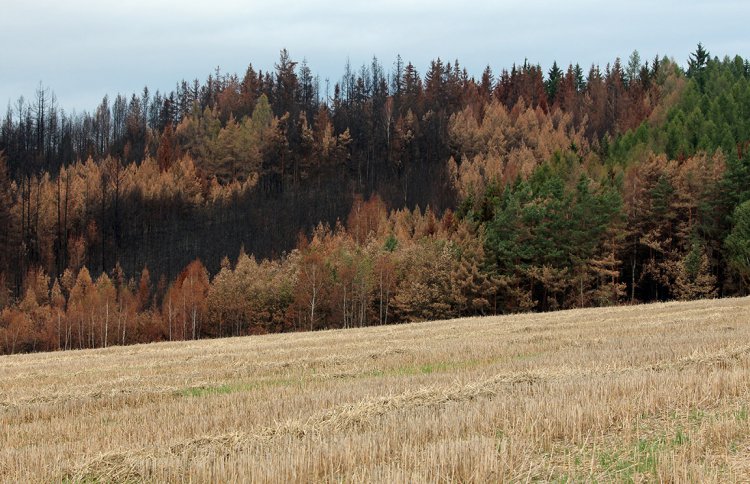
[{"x1": 1, "y1": 0, "x2": 748, "y2": 112}]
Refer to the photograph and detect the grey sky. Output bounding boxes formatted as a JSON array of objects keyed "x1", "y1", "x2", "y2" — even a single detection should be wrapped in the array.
[{"x1": 2, "y1": 0, "x2": 748, "y2": 113}]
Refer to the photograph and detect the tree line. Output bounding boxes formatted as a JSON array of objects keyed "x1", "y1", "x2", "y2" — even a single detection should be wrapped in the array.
[{"x1": 1, "y1": 44, "x2": 750, "y2": 354}]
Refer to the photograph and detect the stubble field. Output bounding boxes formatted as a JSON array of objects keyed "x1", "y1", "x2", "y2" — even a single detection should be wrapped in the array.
[{"x1": 1, "y1": 297, "x2": 750, "y2": 482}]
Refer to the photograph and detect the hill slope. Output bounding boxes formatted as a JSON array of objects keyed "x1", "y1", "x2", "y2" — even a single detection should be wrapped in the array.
[{"x1": 2, "y1": 297, "x2": 750, "y2": 481}]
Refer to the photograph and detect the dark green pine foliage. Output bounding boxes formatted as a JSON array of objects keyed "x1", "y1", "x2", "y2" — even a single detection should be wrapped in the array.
[
  {"x1": 545, "y1": 61, "x2": 563, "y2": 104},
  {"x1": 573, "y1": 63, "x2": 586, "y2": 91},
  {"x1": 725, "y1": 200, "x2": 750, "y2": 293},
  {"x1": 687, "y1": 42, "x2": 710, "y2": 90},
  {"x1": 610, "y1": 48, "x2": 750, "y2": 165},
  {"x1": 484, "y1": 164, "x2": 621, "y2": 310}
]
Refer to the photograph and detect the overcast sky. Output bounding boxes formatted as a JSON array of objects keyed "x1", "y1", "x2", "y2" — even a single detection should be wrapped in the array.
[{"x1": 2, "y1": 0, "x2": 749, "y2": 113}]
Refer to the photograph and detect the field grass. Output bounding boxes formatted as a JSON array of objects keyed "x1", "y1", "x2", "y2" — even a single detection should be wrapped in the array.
[{"x1": 2, "y1": 297, "x2": 750, "y2": 482}]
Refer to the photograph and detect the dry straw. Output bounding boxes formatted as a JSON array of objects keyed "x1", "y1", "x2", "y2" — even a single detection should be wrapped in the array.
[{"x1": 1, "y1": 297, "x2": 749, "y2": 482}]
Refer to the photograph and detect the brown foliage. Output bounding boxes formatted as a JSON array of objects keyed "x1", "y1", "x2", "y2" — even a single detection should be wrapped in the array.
[{"x1": 163, "y1": 259, "x2": 210, "y2": 340}]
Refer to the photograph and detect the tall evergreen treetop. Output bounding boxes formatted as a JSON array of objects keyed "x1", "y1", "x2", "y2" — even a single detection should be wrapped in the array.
[
  {"x1": 687, "y1": 42, "x2": 710, "y2": 80},
  {"x1": 625, "y1": 50, "x2": 642, "y2": 86},
  {"x1": 546, "y1": 61, "x2": 563, "y2": 103}
]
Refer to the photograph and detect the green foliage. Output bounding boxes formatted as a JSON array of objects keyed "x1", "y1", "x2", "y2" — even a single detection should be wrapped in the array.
[
  {"x1": 611, "y1": 51, "x2": 750, "y2": 164},
  {"x1": 250, "y1": 94, "x2": 273, "y2": 132},
  {"x1": 483, "y1": 165, "x2": 622, "y2": 310},
  {"x1": 735, "y1": 405, "x2": 749, "y2": 421},
  {"x1": 178, "y1": 377, "x2": 296, "y2": 397},
  {"x1": 608, "y1": 122, "x2": 651, "y2": 165},
  {"x1": 392, "y1": 238, "x2": 459, "y2": 321},
  {"x1": 545, "y1": 61, "x2": 563, "y2": 102},
  {"x1": 722, "y1": 155, "x2": 750, "y2": 210},
  {"x1": 597, "y1": 432, "x2": 690, "y2": 481},
  {"x1": 384, "y1": 234, "x2": 398, "y2": 252},
  {"x1": 725, "y1": 200, "x2": 750, "y2": 290},
  {"x1": 625, "y1": 50, "x2": 643, "y2": 87},
  {"x1": 687, "y1": 42, "x2": 710, "y2": 88},
  {"x1": 673, "y1": 241, "x2": 718, "y2": 301},
  {"x1": 175, "y1": 95, "x2": 276, "y2": 183}
]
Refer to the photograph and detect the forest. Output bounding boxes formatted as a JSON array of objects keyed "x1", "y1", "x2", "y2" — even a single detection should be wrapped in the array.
[{"x1": 1, "y1": 44, "x2": 750, "y2": 354}]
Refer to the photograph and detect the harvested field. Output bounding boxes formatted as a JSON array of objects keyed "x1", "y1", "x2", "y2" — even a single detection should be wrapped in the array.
[{"x1": 2, "y1": 297, "x2": 750, "y2": 482}]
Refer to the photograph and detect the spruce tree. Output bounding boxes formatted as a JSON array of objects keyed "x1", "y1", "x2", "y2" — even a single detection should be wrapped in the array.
[
  {"x1": 545, "y1": 61, "x2": 563, "y2": 104},
  {"x1": 726, "y1": 200, "x2": 750, "y2": 293}
]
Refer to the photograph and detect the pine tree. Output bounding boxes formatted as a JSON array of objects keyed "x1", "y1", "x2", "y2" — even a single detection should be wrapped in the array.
[
  {"x1": 687, "y1": 42, "x2": 710, "y2": 77},
  {"x1": 625, "y1": 50, "x2": 642, "y2": 87},
  {"x1": 672, "y1": 242, "x2": 717, "y2": 300},
  {"x1": 273, "y1": 49, "x2": 299, "y2": 117},
  {"x1": 545, "y1": 61, "x2": 563, "y2": 104},
  {"x1": 480, "y1": 65, "x2": 494, "y2": 102},
  {"x1": 687, "y1": 42, "x2": 710, "y2": 92},
  {"x1": 726, "y1": 200, "x2": 750, "y2": 293}
]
